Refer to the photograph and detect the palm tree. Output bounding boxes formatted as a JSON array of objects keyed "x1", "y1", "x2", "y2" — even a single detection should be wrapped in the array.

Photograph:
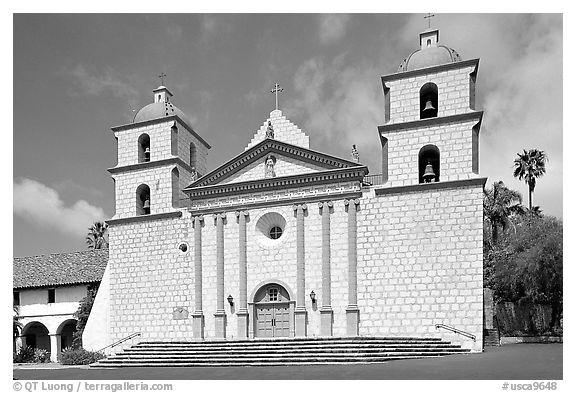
[
  {"x1": 86, "y1": 221, "x2": 109, "y2": 249},
  {"x1": 513, "y1": 149, "x2": 548, "y2": 210},
  {"x1": 483, "y1": 181, "x2": 525, "y2": 245},
  {"x1": 13, "y1": 304, "x2": 22, "y2": 352}
]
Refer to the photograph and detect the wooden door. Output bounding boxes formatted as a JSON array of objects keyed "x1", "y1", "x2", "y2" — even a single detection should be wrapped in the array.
[
  {"x1": 256, "y1": 303, "x2": 290, "y2": 338},
  {"x1": 256, "y1": 304, "x2": 274, "y2": 338},
  {"x1": 273, "y1": 304, "x2": 290, "y2": 337}
]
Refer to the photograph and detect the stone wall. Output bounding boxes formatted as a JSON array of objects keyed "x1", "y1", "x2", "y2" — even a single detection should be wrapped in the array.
[
  {"x1": 246, "y1": 110, "x2": 309, "y2": 150},
  {"x1": 105, "y1": 180, "x2": 483, "y2": 351},
  {"x1": 384, "y1": 64, "x2": 477, "y2": 124},
  {"x1": 114, "y1": 119, "x2": 208, "y2": 175},
  {"x1": 380, "y1": 118, "x2": 480, "y2": 187}
]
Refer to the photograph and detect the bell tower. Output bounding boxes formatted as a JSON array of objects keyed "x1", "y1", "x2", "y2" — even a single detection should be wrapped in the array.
[
  {"x1": 379, "y1": 28, "x2": 482, "y2": 187},
  {"x1": 108, "y1": 85, "x2": 211, "y2": 220}
]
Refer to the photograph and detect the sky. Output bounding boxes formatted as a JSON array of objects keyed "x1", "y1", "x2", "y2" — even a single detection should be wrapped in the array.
[{"x1": 12, "y1": 13, "x2": 563, "y2": 257}]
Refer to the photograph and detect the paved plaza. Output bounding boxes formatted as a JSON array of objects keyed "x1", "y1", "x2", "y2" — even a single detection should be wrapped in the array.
[{"x1": 13, "y1": 344, "x2": 562, "y2": 380}]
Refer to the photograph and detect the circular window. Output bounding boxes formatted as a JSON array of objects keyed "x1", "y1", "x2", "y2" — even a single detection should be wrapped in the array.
[
  {"x1": 269, "y1": 226, "x2": 283, "y2": 240},
  {"x1": 255, "y1": 212, "x2": 287, "y2": 247}
]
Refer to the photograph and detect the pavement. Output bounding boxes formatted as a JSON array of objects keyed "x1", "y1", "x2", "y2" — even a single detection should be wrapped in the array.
[{"x1": 13, "y1": 344, "x2": 562, "y2": 380}]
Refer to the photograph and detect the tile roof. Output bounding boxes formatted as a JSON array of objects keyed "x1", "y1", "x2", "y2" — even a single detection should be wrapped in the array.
[{"x1": 13, "y1": 249, "x2": 108, "y2": 289}]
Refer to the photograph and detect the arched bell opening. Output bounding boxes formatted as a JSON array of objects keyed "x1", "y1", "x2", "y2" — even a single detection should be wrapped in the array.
[
  {"x1": 138, "y1": 133, "x2": 151, "y2": 163},
  {"x1": 420, "y1": 82, "x2": 438, "y2": 119},
  {"x1": 136, "y1": 184, "x2": 151, "y2": 215},
  {"x1": 418, "y1": 144, "x2": 440, "y2": 183}
]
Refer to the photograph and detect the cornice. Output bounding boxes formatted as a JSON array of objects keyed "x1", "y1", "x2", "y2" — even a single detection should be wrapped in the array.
[
  {"x1": 185, "y1": 191, "x2": 363, "y2": 216},
  {"x1": 374, "y1": 177, "x2": 487, "y2": 196},
  {"x1": 184, "y1": 166, "x2": 369, "y2": 199},
  {"x1": 110, "y1": 115, "x2": 211, "y2": 149},
  {"x1": 189, "y1": 138, "x2": 365, "y2": 188},
  {"x1": 381, "y1": 58, "x2": 480, "y2": 84},
  {"x1": 108, "y1": 157, "x2": 194, "y2": 175},
  {"x1": 106, "y1": 211, "x2": 183, "y2": 226},
  {"x1": 378, "y1": 111, "x2": 483, "y2": 135}
]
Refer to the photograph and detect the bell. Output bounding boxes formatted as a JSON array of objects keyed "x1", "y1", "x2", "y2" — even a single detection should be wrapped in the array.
[
  {"x1": 143, "y1": 199, "x2": 150, "y2": 209},
  {"x1": 423, "y1": 100, "x2": 436, "y2": 114},
  {"x1": 144, "y1": 147, "x2": 150, "y2": 161},
  {"x1": 423, "y1": 163, "x2": 436, "y2": 183}
]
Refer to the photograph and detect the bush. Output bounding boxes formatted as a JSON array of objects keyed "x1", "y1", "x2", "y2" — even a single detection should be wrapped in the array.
[
  {"x1": 60, "y1": 348, "x2": 105, "y2": 365},
  {"x1": 34, "y1": 348, "x2": 50, "y2": 363},
  {"x1": 13, "y1": 346, "x2": 35, "y2": 363}
]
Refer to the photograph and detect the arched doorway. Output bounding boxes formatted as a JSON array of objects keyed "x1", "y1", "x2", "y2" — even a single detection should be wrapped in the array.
[
  {"x1": 249, "y1": 280, "x2": 295, "y2": 338},
  {"x1": 57, "y1": 319, "x2": 77, "y2": 352},
  {"x1": 22, "y1": 322, "x2": 50, "y2": 352}
]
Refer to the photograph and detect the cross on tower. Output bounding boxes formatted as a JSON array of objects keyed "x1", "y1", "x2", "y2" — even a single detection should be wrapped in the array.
[
  {"x1": 158, "y1": 72, "x2": 167, "y2": 86},
  {"x1": 270, "y1": 82, "x2": 284, "y2": 110},
  {"x1": 424, "y1": 13, "x2": 435, "y2": 29}
]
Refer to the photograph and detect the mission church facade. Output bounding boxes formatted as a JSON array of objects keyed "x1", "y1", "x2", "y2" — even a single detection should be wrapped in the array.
[{"x1": 83, "y1": 28, "x2": 486, "y2": 353}]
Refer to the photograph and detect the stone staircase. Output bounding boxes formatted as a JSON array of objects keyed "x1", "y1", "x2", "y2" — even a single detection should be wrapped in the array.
[{"x1": 91, "y1": 337, "x2": 470, "y2": 368}]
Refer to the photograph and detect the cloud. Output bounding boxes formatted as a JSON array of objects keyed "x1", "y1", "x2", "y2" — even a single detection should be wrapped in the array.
[
  {"x1": 14, "y1": 178, "x2": 108, "y2": 238},
  {"x1": 69, "y1": 64, "x2": 139, "y2": 99},
  {"x1": 285, "y1": 54, "x2": 383, "y2": 172},
  {"x1": 318, "y1": 14, "x2": 351, "y2": 44}
]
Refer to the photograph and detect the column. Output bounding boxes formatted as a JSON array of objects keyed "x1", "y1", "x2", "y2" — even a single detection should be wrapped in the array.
[
  {"x1": 49, "y1": 334, "x2": 59, "y2": 362},
  {"x1": 319, "y1": 201, "x2": 333, "y2": 336},
  {"x1": 345, "y1": 198, "x2": 360, "y2": 336},
  {"x1": 192, "y1": 215, "x2": 205, "y2": 339},
  {"x1": 293, "y1": 204, "x2": 308, "y2": 336},
  {"x1": 236, "y1": 211, "x2": 249, "y2": 339},
  {"x1": 214, "y1": 213, "x2": 227, "y2": 339}
]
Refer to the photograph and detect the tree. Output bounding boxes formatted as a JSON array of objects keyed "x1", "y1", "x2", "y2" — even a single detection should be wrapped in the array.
[
  {"x1": 483, "y1": 181, "x2": 525, "y2": 246},
  {"x1": 72, "y1": 285, "x2": 99, "y2": 349},
  {"x1": 13, "y1": 304, "x2": 22, "y2": 344},
  {"x1": 86, "y1": 221, "x2": 108, "y2": 249},
  {"x1": 513, "y1": 149, "x2": 548, "y2": 210}
]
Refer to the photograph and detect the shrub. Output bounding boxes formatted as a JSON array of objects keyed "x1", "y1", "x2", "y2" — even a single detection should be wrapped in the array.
[
  {"x1": 34, "y1": 348, "x2": 50, "y2": 363},
  {"x1": 13, "y1": 346, "x2": 36, "y2": 363},
  {"x1": 60, "y1": 348, "x2": 105, "y2": 365}
]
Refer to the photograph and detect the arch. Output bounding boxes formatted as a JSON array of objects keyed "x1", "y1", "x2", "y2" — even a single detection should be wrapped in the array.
[
  {"x1": 418, "y1": 144, "x2": 440, "y2": 183},
  {"x1": 138, "y1": 133, "x2": 151, "y2": 163},
  {"x1": 250, "y1": 279, "x2": 295, "y2": 303},
  {"x1": 171, "y1": 167, "x2": 180, "y2": 208},
  {"x1": 56, "y1": 319, "x2": 77, "y2": 351},
  {"x1": 419, "y1": 82, "x2": 438, "y2": 119},
  {"x1": 136, "y1": 184, "x2": 151, "y2": 215},
  {"x1": 21, "y1": 321, "x2": 50, "y2": 352},
  {"x1": 171, "y1": 125, "x2": 178, "y2": 156}
]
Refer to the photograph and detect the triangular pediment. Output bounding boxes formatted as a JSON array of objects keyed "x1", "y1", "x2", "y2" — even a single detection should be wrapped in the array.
[{"x1": 185, "y1": 138, "x2": 363, "y2": 189}]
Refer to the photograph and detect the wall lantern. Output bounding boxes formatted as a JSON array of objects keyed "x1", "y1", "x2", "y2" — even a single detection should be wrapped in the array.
[
  {"x1": 227, "y1": 295, "x2": 234, "y2": 306},
  {"x1": 309, "y1": 291, "x2": 316, "y2": 304}
]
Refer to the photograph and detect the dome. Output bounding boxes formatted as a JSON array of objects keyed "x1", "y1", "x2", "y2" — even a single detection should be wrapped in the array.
[
  {"x1": 397, "y1": 29, "x2": 461, "y2": 72},
  {"x1": 133, "y1": 101, "x2": 193, "y2": 128}
]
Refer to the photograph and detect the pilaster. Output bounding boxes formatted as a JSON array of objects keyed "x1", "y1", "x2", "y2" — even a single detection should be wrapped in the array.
[
  {"x1": 293, "y1": 203, "x2": 308, "y2": 337},
  {"x1": 319, "y1": 201, "x2": 333, "y2": 336},
  {"x1": 192, "y1": 215, "x2": 205, "y2": 339},
  {"x1": 345, "y1": 198, "x2": 360, "y2": 336},
  {"x1": 214, "y1": 213, "x2": 227, "y2": 339},
  {"x1": 236, "y1": 210, "x2": 249, "y2": 339}
]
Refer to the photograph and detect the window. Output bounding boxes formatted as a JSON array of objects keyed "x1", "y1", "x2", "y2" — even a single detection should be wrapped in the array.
[
  {"x1": 419, "y1": 82, "x2": 438, "y2": 119},
  {"x1": 269, "y1": 226, "x2": 283, "y2": 240},
  {"x1": 418, "y1": 144, "x2": 440, "y2": 183},
  {"x1": 138, "y1": 134, "x2": 151, "y2": 163},
  {"x1": 13, "y1": 291, "x2": 20, "y2": 306},
  {"x1": 136, "y1": 184, "x2": 151, "y2": 215},
  {"x1": 268, "y1": 287, "x2": 279, "y2": 302},
  {"x1": 48, "y1": 289, "x2": 55, "y2": 304}
]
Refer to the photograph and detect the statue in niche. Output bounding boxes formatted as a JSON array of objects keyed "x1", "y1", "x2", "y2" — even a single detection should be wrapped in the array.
[
  {"x1": 351, "y1": 144, "x2": 360, "y2": 163},
  {"x1": 265, "y1": 120, "x2": 275, "y2": 139},
  {"x1": 265, "y1": 155, "x2": 276, "y2": 178}
]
